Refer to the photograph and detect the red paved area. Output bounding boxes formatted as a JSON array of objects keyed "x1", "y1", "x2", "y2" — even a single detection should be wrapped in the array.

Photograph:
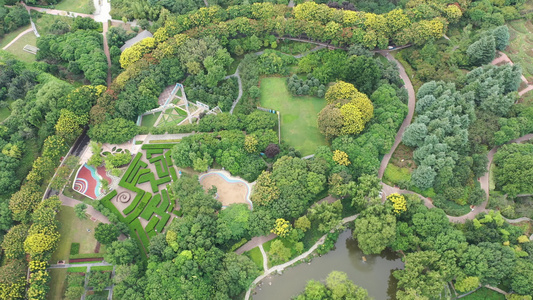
[
  {"x1": 74, "y1": 165, "x2": 98, "y2": 199},
  {"x1": 97, "y1": 166, "x2": 112, "y2": 184}
]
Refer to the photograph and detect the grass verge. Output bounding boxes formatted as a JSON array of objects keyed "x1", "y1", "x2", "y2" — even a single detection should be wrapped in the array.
[
  {"x1": 462, "y1": 288, "x2": 505, "y2": 300},
  {"x1": 3, "y1": 31, "x2": 37, "y2": 63},
  {"x1": 47, "y1": 269, "x2": 67, "y2": 300},
  {"x1": 54, "y1": 0, "x2": 95, "y2": 14},
  {"x1": 0, "y1": 25, "x2": 31, "y2": 48},
  {"x1": 259, "y1": 77, "x2": 327, "y2": 156},
  {"x1": 141, "y1": 112, "x2": 161, "y2": 127},
  {"x1": 244, "y1": 247, "x2": 264, "y2": 271}
]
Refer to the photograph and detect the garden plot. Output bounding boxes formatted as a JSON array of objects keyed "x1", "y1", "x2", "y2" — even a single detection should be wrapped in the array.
[{"x1": 99, "y1": 144, "x2": 180, "y2": 257}]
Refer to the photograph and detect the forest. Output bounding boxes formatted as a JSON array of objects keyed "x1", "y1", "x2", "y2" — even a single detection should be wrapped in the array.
[{"x1": 0, "y1": 0, "x2": 532, "y2": 298}]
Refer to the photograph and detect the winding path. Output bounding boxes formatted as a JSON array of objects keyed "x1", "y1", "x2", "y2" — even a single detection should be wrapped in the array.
[{"x1": 376, "y1": 51, "x2": 416, "y2": 179}]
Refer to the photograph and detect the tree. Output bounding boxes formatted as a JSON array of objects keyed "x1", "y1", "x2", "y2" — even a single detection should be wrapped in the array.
[
  {"x1": 511, "y1": 260, "x2": 533, "y2": 295},
  {"x1": 387, "y1": 193, "x2": 407, "y2": 215},
  {"x1": 467, "y1": 35, "x2": 496, "y2": 66},
  {"x1": 455, "y1": 276, "x2": 480, "y2": 293},
  {"x1": 9, "y1": 183, "x2": 42, "y2": 223},
  {"x1": 345, "y1": 55, "x2": 382, "y2": 95},
  {"x1": 88, "y1": 118, "x2": 139, "y2": 144},
  {"x1": 353, "y1": 205, "x2": 396, "y2": 255},
  {"x1": 326, "y1": 271, "x2": 371, "y2": 300},
  {"x1": 325, "y1": 81, "x2": 358, "y2": 104},
  {"x1": 271, "y1": 218, "x2": 292, "y2": 237},
  {"x1": 74, "y1": 203, "x2": 88, "y2": 220},
  {"x1": 1, "y1": 224, "x2": 29, "y2": 259},
  {"x1": 94, "y1": 223, "x2": 119, "y2": 245},
  {"x1": 394, "y1": 251, "x2": 446, "y2": 298},
  {"x1": 411, "y1": 165, "x2": 436, "y2": 190},
  {"x1": 318, "y1": 104, "x2": 344, "y2": 140},
  {"x1": 264, "y1": 143, "x2": 280, "y2": 158},
  {"x1": 88, "y1": 271, "x2": 112, "y2": 292},
  {"x1": 244, "y1": 135, "x2": 258, "y2": 153},
  {"x1": 308, "y1": 200, "x2": 342, "y2": 233},
  {"x1": 217, "y1": 204, "x2": 251, "y2": 241},
  {"x1": 491, "y1": 25, "x2": 510, "y2": 51},
  {"x1": 104, "y1": 239, "x2": 140, "y2": 265},
  {"x1": 294, "y1": 216, "x2": 311, "y2": 232},
  {"x1": 55, "y1": 109, "x2": 88, "y2": 144},
  {"x1": 332, "y1": 150, "x2": 350, "y2": 166},
  {"x1": 268, "y1": 239, "x2": 291, "y2": 264},
  {"x1": 87, "y1": 141, "x2": 103, "y2": 167},
  {"x1": 251, "y1": 171, "x2": 280, "y2": 206}
]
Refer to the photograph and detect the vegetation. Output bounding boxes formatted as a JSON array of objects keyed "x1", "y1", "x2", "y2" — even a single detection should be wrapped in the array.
[{"x1": 295, "y1": 271, "x2": 371, "y2": 300}]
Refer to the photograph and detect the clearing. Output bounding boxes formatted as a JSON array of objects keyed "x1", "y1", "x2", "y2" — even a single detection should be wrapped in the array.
[
  {"x1": 54, "y1": 0, "x2": 95, "y2": 14},
  {"x1": 259, "y1": 77, "x2": 327, "y2": 156},
  {"x1": 51, "y1": 206, "x2": 105, "y2": 263},
  {"x1": 3, "y1": 31, "x2": 37, "y2": 63},
  {"x1": 199, "y1": 171, "x2": 252, "y2": 209}
]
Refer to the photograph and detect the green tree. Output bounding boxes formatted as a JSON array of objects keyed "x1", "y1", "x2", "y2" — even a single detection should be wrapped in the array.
[
  {"x1": 268, "y1": 239, "x2": 291, "y2": 264},
  {"x1": 353, "y1": 205, "x2": 396, "y2": 255},
  {"x1": 467, "y1": 35, "x2": 496, "y2": 66},
  {"x1": 94, "y1": 223, "x2": 119, "y2": 245},
  {"x1": 104, "y1": 239, "x2": 140, "y2": 265},
  {"x1": 88, "y1": 271, "x2": 112, "y2": 292},
  {"x1": 74, "y1": 203, "x2": 88, "y2": 220},
  {"x1": 308, "y1": 200, "x2": 342, "y2": 233},
  {"x1": 88, "y1": 118, "x2": 139, "y2": 144}
]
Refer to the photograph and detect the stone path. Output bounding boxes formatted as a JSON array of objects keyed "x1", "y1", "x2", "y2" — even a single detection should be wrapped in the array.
[
  {"x1": 59, "y1": 194, "x2": 112, "y2": 224},
  {"x1": 1, "y1": 27, "x2": 33, "y2": 50},
  {"x1": 49, "y1": 262, "x2": 112, "y2": 269}
]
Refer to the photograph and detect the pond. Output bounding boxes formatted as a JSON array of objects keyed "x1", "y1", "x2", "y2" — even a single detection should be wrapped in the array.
[{"x1": 251, "y1": 230, "x2": 404, "y2": 300}]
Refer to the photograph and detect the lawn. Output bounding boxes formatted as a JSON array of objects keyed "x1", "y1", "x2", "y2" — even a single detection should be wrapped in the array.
[
  {"x1": 462, "y1": 288, "x2": 505, "y2": 300},
  {"x1": 3, "y1": 32, "x2": 37, "y2": 63},
  {"x1": 0, "y1": 100, "x2": 14, "y2": 122},
  {"x1": 47, "y1": 269, "x2": 68, "y2": 300},
  {"x1": 33, "y1": 13, "x2": 73, "y2": 36},
  {"x1": 0, "y1": 25, "x2": 31, "y2": 49},
  {"x1": 489, "y1": 163, "x2": 496, "y2": 191},
  {"x1": 259, "y1": 77, "x2": 327, "y2": 156},
  {"x1": 383, "y1": 164, "x2": 411, "y2": 187},
  {"x1": 505, "y1": 19, "x2": 533, "y2": 82},
  {"x1": 141, "y1": 112, "x2": 161, "y2": 127},
  {"x1": 244, "y1": 247, "x2": 264, "y2": 271},
  {"x1": 54, "y1": 0, "x2": 95, "y2": 14},
  {"x1": 51, "y1": 206, "x2": 105, "y2": 263}
]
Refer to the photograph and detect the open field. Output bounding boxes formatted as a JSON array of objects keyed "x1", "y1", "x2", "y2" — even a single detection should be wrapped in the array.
[
  {"x1": 3, "y1": 32, "x2": 37, "y2": 63},
  {"x1": 505, "y1": 19, "x2": 533, "y2": 82},
  {"x1": 141, "y1": 112, "x2": 161, "y2": 127},
  {"x1": 33, "y1": 13, "x2": 74, "y2": 36},
  {"x1": 0, "y1": 25, "x2": 32, "y2": 49},
  {"x1": 51, "y1": 206, "x2": 104, "y2": 263},
  {"x1": 54, "y1": 0, "x2": 95, "y2": 14},
  {"x1": 259, "y1": 77, "x2": 327, "y2": 156}
]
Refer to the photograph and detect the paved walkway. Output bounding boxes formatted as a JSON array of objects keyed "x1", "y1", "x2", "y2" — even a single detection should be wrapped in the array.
[
  {"x1": 49, "y1": 261, "x2": 112, "y2": 269},
  {"x1": 376, "y1": 51, "x2": 416, "y2": 179},
  {"x1": 1, "y1": 27, "x2": 33, "y2": 50},
  {"x1": 59, "y1": 194, "x2": 112, "y2": 224}
]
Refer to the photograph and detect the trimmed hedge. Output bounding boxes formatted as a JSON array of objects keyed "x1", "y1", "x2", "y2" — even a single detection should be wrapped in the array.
[
  {"x1": 141, "y1": 144, "x2": 175, "y2": 149},
  {"x1": 140, "y1": 194, "x2": 161, "y2": 219},
  {"x1": 122, "y1": 190, "x2": 146, "y2": 215},
  {"x1": 148, "y1": 155, "x2": 162, "y2": 164},
  {"x1": 145, "y1": 217, "x2": 159, "y2": 233},
  {"x1": 164, "y1": 151, "x2": 173, "y2": 166},
  {"x1": 124, "y1": 153, "x2": 143, "y2": 183},
  {"x1": 146, "y1": 148, "x2": 164, "y2": 159},
  {"x1": 169, "y1": 167, "x2": 178, "y2": 181},
  {"x1": 155, "y1": 160, "x2": 169, "y2": 178},
  {"x1": 124, "y1": 192, "x2": 152, "y2": 223},
  {"x1": 155, "y1": 213, "x2": 170, "y2": 232},
  {"x1": 131, "y1": 168, "x2": 150, "y2": 186},
  {"x1": 129, "y1": 219, "x2": 149, "y2": 256},
  {"x1": 163, "y1": 189, "x2": 174, "y2": 212}
]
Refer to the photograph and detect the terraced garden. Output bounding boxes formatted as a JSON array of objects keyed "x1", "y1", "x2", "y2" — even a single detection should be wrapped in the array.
[{"x1": 99, "y1": 144, "x2": 180, "y2": 257}]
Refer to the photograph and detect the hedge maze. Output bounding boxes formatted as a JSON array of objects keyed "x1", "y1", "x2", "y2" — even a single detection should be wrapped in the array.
[{"x1": 100, "y1": 144, "x2": 179, "y2": 257}]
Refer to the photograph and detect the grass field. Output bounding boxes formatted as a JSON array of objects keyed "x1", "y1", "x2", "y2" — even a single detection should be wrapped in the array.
[
  {"x1": 34, "y1": 14, "x2": 73, "y2": 36},
  {"x1": 54, "y1": 0, "x2": 95, "y2": 14},
  {"x1": 259, "y1": 77, "x2": 327, "y2": 156},
  {"x1": 51, "y1": 206, "x2": 105, "y2": 263},
  {"x1": 0, "y1": 100, "x2": 14, "y2": 122},
  {"x1": 383, "y1": 164, "x2": 411, "y2": 187},
  {"x1": 3, "y1": 32, "x2": 37, "y2": 63},
  {"x1": 141, "y1": 112, "x2": 161, "y2": 127},
  {"x1": 48, "y1": 269, "x2": 68, "y2": 300},
  {"x1": 505, "y1": 19, "x2": 533, "y2": 82},
  {"x1": 244, "y1": 247, "x2": 264, "y2": 271},
  {"x1": 0, "y1": 26, "x2": 31, "y2": 49},
  {"x1": 462, "y1": 288, "x2": 505, "y2": 300}
]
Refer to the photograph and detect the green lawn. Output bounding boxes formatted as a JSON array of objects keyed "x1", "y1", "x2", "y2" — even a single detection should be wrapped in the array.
[
  {"x1": 0, "y1": 25, "x2": 31, "y2": 49},
  {"x1": 54, "y1": 0, "x2": 95, "y2": 14},
  {"x1": 259, "y1": 77, "x2": 327, "y2": 156},
  {"x1": 47, "y1": 269, "x2": 68, "y2": 300},
  {"x1": 244, "y1": 247, "x2": 264, "y2": 271},
  {"x1": 141, "y1": 112, "x2": 161, "y2": 127},
  {"x1": 462, "y1": 288, "x2": 505, "y2": 300},
  {"x1": 489, "y1": 164, "x2": 496, "y2": 191},
  {"x1": 51, "y1": 206, "x2": 105, "y2": 263},
  {"x1": 505, "y1": 19, "x2": 533, "y2": 82},
  {"x1": 0, "y1": 100, "x2": 14, "y2": 122},
  {"x1": 3, "y1": 32, "x2": 37, "y2": 63},
  {"x1": 33, "y1": 14, "x2": 74, "y2": 36}
]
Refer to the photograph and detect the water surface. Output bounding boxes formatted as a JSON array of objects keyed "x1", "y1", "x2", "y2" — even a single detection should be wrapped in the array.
[{"x1": 252, "y1": 230, "x2": 404, "y2": 300}]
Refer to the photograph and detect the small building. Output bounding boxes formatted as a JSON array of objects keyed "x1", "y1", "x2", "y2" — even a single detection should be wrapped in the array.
[{"x1": 120, "y1": 30, "x2": 153, "y2": 52}]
